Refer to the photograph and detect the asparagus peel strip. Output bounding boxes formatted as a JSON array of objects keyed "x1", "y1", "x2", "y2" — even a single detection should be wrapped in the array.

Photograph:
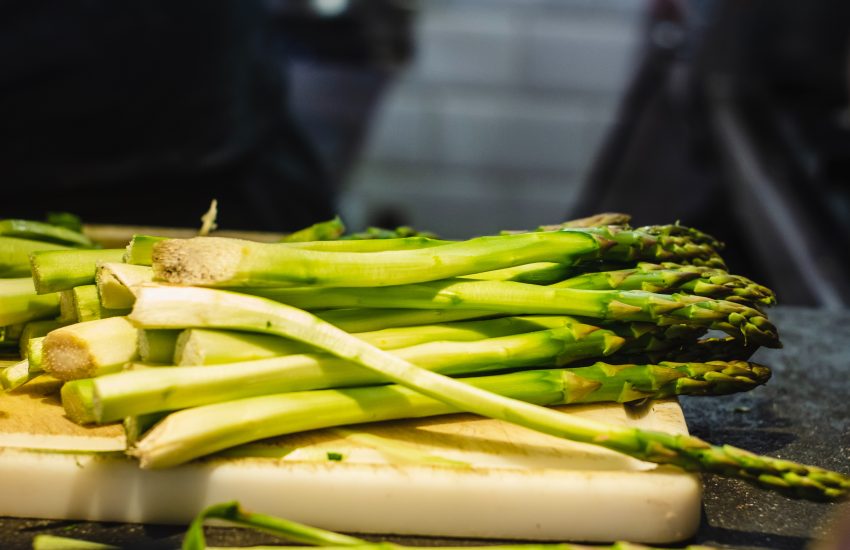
[
  {"x1": 129, "y1": 359, "x2": 771, "y2": 468},
  {"x1": 64, "y1": 320, "x2": 622, "y2": 423},
  {"x1": 129, "y1": 286, "x2": 846, "y2": 500},
  {"x1": 174, "y1": 315, "x2": 588, "y2": 365}
]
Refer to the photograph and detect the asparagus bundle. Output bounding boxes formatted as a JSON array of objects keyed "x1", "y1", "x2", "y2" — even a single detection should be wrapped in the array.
[{"x1": 6, "y1": 213, "x2": 847, "y2": 506}]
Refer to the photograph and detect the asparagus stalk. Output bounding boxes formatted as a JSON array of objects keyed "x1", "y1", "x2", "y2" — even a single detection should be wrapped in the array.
[
  {"x1": 130, "y1": 359, "x2": 770, "y2": 469},
  {"x1": 0, "y1": 278, "x2": 60, "y2": 326},
  {"x1": 63, "y1": 321, "x2": 622, "y2": 423},
  {"x1": 30, "y1": 249, "x2": 125, "y2": 294},
  {"x1": 151, "y1": 231, "x2": 603, "y2": 288},
  {"x1": 42, "y1": 317, "x2": 139, "y2": 380},
  {"x1": 0, "y1": 236, "x2": 69, "y2": 277},
  {"x1": 0, "y1": 218, "x2": 94, "y2": 247},
  {"x1": 128, "y1": 286, "x2": 845, "y2": 500},
  {"x1": 248, "y1": 279, "x2": 780, "y2": 347},
  {"x1": 32, "y1": 534, "x2": 118, "y2": 549},
  {"x1": 175, "y1": 315, "x2": 581, "y2": 365}
]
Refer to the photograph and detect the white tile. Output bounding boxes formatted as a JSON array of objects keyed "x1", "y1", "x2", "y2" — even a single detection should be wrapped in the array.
[
  {"x1": 407, "y1": 10, "x2": 522, "y2": 87},
  {"x1": 524, "y1": 17, "x2": 641, "y2": 93},
  {"x1": 436, "y1": 94, "x2": 588, "y2": 172}
]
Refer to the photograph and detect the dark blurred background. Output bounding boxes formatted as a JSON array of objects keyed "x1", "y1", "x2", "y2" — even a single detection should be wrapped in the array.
[{"x1": 1, "y1": 0, "x2": 849, "y2": 307}]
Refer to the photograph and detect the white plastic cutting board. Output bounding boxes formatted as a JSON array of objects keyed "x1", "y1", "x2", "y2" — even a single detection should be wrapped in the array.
[{"x1": 0, "y1": 376, "x2": 701, "y2": 543}]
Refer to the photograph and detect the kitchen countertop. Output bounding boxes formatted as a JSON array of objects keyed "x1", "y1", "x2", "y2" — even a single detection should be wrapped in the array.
[{"x1": 2, "y1": 306, "x2": 848, "y2": 549}]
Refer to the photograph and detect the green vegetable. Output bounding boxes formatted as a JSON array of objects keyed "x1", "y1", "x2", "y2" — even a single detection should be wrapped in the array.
[
  {"x1": 0, "y1": 236, "x2": 68, "y2": 277},
  {"x1": 0, "y1": 218, "x2": 93, "y2": 247},
  {"x1": 247, "y1": 279, "x2": 779, "y2": 347},
  {"x1": 42, "y1": 317, "x2": 139, "y2": 380}
]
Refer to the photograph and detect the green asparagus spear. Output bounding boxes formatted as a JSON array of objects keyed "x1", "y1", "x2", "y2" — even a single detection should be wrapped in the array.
[
  {"x1": 151, "y1": 231, "x2": 603, "y2": 288},
  {"x1": 0, "y1": 236, "x2": 69, "y2": 277},
  {"x1": 63, "y1": 320, "x2": 621, "y2": 423},
  {"x1": 127, "y1": 286, "x2": 842, "y2": 500},
  {"x1": 247, "y1": 279, "x2": 779, "y2": 347},
  {"x1": 0, "y1": 219, "x2": 94, "y2": 247},
  {"x1": 552, "y1": 263, "x2": 775, "y2": 306}
]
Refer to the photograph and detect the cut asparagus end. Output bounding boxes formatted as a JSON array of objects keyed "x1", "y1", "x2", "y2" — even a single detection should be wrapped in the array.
[
  {"x1": 42, "y1": 317, "x2": 139, "y2": 380},
  {"x1": 96, "y1": 262, "x2": 154, "y2": 309}
]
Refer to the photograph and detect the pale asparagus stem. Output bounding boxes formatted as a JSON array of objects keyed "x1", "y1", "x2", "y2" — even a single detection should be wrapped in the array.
[
  {"x1": 131, "y1": 360, "x2": 772, "y2": 469},
  {"x1": 96, "y1": 262, "x2": 154, "y2": 309},
  {"x1": 42, "y1": 317, "x2": 139, "y2": 380},
  {"x1": 0, "y1": 236, "x2": 68, "y2": 277},
  {"x1": 64, "y1": 321, "x2": 621, "y2": 423},
  {"x1": 249, "y1": 279, "x2": 780, "y2": 347},
  {"x1": 138, "y1": 330, "x2": 181, "y2": 364},
  {"x1": 30, "y1": 248, "x2": 125, "y2": 294},
  {"x1": 0, "y1": 278, "x2": 60, "y2": 326},
  {"x1": 128, "y1": 286, "x2": 845, "y2": 501},
  {"x1": 175, "y1": 315, "x2": 581, "y2": 365},
  {"x1": 151, "y1": 231, "x2": 602, "y2": 287}
]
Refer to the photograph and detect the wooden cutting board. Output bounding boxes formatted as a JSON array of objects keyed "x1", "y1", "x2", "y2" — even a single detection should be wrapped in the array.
[{"x1": 0, "y1": 375, "x2": 701, "y2": 543}]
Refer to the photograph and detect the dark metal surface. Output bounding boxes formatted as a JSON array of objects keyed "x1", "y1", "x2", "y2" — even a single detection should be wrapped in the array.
[{"x1": 1, "y1": 306, "x2": 849, "y2": 549}]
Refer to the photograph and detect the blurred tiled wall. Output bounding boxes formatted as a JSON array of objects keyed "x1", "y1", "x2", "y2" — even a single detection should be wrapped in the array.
[{"x1": 339, "y1": 0, "x2": 644, "y2": 238}]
